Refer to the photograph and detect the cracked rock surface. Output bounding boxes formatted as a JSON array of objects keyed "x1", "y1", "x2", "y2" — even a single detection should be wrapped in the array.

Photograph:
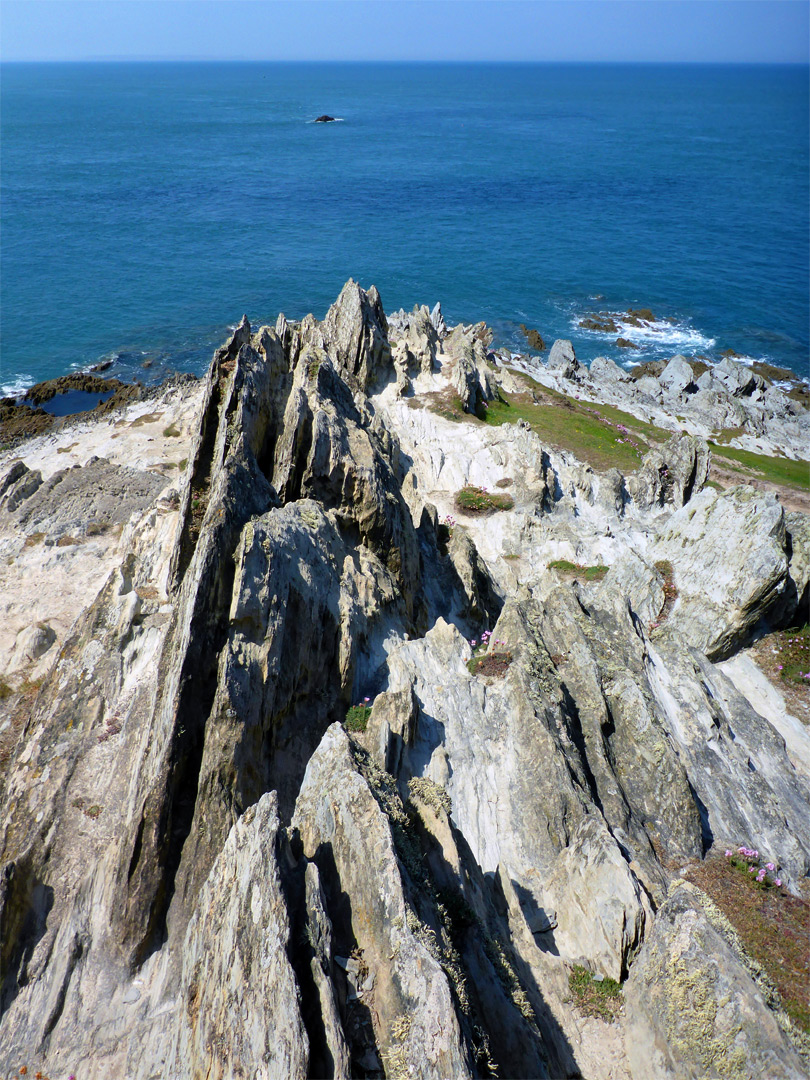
[{"x1": 0, "y1": 280, "x2": 807, "y2": 1078}]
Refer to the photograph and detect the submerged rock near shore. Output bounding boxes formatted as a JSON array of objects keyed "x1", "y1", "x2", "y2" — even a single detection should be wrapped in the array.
[{"x1": 0, "y1": 281, "x2": 807, "y2": 1078}]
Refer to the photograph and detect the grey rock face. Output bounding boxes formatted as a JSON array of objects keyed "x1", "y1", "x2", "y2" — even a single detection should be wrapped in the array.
[
  {"x1": 627, "y1": 432, "x2": 710, "y2": 510},
  {"x1": 168, "y1": 792, "x2": 309, "y2": 1080},
  {"x1": 653, "y1": 486, "x2": 796, "y2": 658},
  {"x1": 547, "y1": 339, "x2": 580, "y2": 380},
  {"x1": 0, "y1": 457, "x2": 164, "y2": 540},
  {"x1": 293, "y1": 724, "x2": 474, "y2": 1080},
  {"x1": 0, "y1": 279, "x2": 806, "y2": 1080},
  {"x1": 624, "y1": 882, "x2": 805, "y2": 1080}
]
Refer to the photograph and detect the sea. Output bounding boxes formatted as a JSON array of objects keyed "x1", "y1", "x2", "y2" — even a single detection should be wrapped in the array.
[{"x1": 1, "y1": 61, "x2": 808, "y2": 397}]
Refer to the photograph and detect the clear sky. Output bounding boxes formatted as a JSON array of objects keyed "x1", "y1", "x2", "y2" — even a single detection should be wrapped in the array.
[{"x1": 1, "y1": 0, "x2": 808, "y2": 63}]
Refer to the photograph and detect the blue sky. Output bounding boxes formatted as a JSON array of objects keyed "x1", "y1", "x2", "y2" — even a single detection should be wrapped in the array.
[{"x1": 1, "y1": 0, "x2": 808, "y2": 63}]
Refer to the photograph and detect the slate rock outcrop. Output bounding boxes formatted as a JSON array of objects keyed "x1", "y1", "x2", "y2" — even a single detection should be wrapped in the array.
[{"x1": 0, "y1": 280, "x2": 807, "y2": 1079}]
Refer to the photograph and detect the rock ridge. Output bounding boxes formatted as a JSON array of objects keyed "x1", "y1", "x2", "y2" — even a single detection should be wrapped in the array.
[{"x1": 0, "y1": 282, "x2": 806, "y2": 1078}]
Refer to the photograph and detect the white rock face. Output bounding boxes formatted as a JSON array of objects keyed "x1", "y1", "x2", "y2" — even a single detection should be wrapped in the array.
[
  {"x1": 543, "y1": 816, "x2": 652, "y2": 982},
  {"x1": 653, "y1": 486, "x2": 791, "y2": 659},
  {"x1": 0, "y1": 282, "x2": 806, "y2": 1080}
]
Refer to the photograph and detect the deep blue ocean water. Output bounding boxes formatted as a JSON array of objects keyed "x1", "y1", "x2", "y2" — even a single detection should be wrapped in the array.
[{"x1": 1, "y1": 61, "x2": 808, "y2": 394}]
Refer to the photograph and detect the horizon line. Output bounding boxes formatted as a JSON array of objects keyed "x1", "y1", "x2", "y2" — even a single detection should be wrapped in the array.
[{"x1": 2, "y1": 57, "x2": 808, "y2": 66}]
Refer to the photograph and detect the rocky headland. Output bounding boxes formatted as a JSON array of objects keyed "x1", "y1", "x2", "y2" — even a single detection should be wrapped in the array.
[{"x1": 0, "y1": 282, "x2": 808, "y2": 1079}]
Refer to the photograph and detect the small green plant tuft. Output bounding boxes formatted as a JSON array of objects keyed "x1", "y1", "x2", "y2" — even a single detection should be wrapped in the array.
[
  {"x1": 163, "y1": 423, "x2": 181, "y2": 437},
  {"x1": 467, "y1": 652, "x2": 513, "y2": 678},
  {"x1": 568, "y1": 965, "x2": 623, "y2": 1022},
  {"x1": 345, "y1": 704, "x2": 372, "y2": 732},
  {"x1": 768, "y1": 624, "x2": 810, "y2": 688},
  {"x1": 454, "y1": 486, "x2": 514, "y2": 515},
  {"x1": 0, "y1": 681, "x2": 12, "y2": 702},
  {"x1": 548, "y1": 559, "x2": 608, "y2": 582}
]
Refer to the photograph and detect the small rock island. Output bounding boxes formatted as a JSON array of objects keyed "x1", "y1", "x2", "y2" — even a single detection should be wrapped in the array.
[{"x1": 314, "y1": 113, "x2": 336, "y2": 122}]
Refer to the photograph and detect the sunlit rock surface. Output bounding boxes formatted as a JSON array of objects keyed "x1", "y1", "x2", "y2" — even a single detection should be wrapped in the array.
[{"x1": 0, "y1": 281, "x2": 806, "y2": 1078}]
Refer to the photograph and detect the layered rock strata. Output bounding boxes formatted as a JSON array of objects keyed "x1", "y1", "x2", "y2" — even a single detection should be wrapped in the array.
[{"x1": 0, "y1": 281, "x2": 807, "y2": 1079}]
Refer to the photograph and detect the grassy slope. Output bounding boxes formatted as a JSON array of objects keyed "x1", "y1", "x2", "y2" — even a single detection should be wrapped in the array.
[
  {"x1": 707, "y1": 441, "x2": 809, "y2": 491},
  {"x1": 479, "y1": 374, "x2": 809, "y2": 492},
  {"x1": 483, "y1": 391, "x2": 650, "y2": 473}
]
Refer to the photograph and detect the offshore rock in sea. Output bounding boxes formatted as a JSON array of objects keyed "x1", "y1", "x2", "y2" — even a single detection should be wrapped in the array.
[{"x1": 0, "y1": 280, "x2": 806, "y2": 1078}]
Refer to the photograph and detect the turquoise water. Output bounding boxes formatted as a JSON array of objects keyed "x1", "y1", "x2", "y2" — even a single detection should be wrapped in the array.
[{"x1": 1, "y1": 61, "x2": 808, "y2": 393}]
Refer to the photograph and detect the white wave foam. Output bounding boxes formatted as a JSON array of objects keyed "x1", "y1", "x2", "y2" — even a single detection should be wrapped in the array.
[
  {"x1": 1, "y1": 375, "x2": 34, "y2": 398},
  {"x1": 573, "y1": 312, "x2": 715, "y2": 352}
]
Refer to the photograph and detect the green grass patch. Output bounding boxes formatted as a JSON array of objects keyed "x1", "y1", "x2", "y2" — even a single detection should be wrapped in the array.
[
  {"x1": 486, "y1": 386, "x2": 651, "y2": 473},
  {"x1": 548, "y1": 559, "x2": 608, "y2": 582},
  {"x1": 162, "y1": 423, "x2": 181, "y2": 437},
  {"x1": 345, "y1": 704, "x2": 372, "y2": 732},
  {"x1": 769, "y1": 624, "x2": 810, "y2": 689},
  {"x1": 714, "y1": 426, "x2": 747, "y2": 445},
  {"x1": 568, "y1": 965, "x2": 623, "y2": 1023},
  {"x1": 708, "y1": 442, "x2": 809, "y2": 491},
  {"x1": 455, "y1": 486, "x2": 514, "y2": 514},
  {"x1": 0, "y1": 681, "x2": 12, "y2": 702}
]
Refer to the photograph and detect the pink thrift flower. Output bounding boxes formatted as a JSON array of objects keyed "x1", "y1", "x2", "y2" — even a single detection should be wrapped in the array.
[
  {"x1": 724, "y1": 849, "x2": 732, "y2": 857},
  {"x1": 766, "y1": 862, "x2": 775, "y2": 871},
  {"x1": 749, "y1": 866, "x2": 757, "y2": 873},
  {"x1": 775, "y1": 878, "x2": 782, "y2": 887}
]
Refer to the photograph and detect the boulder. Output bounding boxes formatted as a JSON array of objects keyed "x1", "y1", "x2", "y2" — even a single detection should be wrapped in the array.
[
  {"x1": 444, "y1": 324, "x2": 498, "y2": 415},
  {"x1": 519, "y1": 323, "x2": 546, "y2": 351},
  {"x1": 542, "y1": 815, "x2": 651, "y2": 982},
  {"x1": 652, "y1": 486, "x2": 793, "y2": 659},
  {"x1": 624, "y1": 882, "x2": 804, "y2": 1080},
  {"x1": 627, "y1": 433, "x2": 710, "y2": 511},
  {"x1": 589, "y1": 355, "x2": 630, "y2": 383},
  {"x1": 658, "y1": 355, "x2": 696, "y2": 396},
  {"x1": 579, "y1": 315, "x2": 618, "y2": 333},
  {"x1": 546, "y1": 339, "x2": 580, "y2": 380},
  {"x1": 9, "y1": 622, "x2": 56, "y2": 671},
  {"x1": 714, "y1": 357, "x2": 767, "y2": 397}
]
